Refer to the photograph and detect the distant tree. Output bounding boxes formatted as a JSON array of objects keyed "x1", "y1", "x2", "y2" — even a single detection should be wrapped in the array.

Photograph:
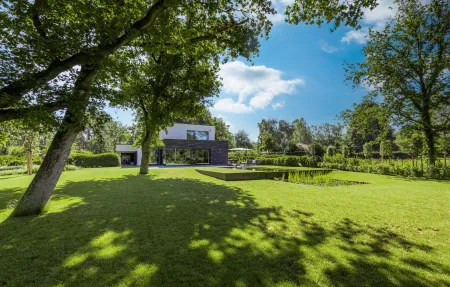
[
  {"x1": 311, "y1": 123, "x2": 343, "y2": 147},
  {"x1": 260, "y1": 131, "x2": 276, "y2": 152},
  {"x1": 278, "y1": 120, "x2": 294, "y2": 150},
  {"x1": 340, "y1": 98, "x2": 392, "y2": 152},
  {"x1": 396, "y1": 129, "x2": 425, "y2": 166},
  {"x1": 234, "y1": 130, "x2": 253, "y2": 149},
  {"x1": 292, "y1": 118, "x2": 313, "y2": 145},
  {"x1": 23, "y1": 131, "x2": 40, "y2": 175},
  {"x1": 341, "y1": 145, "x2": 351, "y2": 158},
  {"x1": 438, "y1": 132, "x2": 450, "y2": 167},
  {"x1": 257, "y1": 119, "x2": 292, "y2": 152},
  {"x1": 363, "y1": 142, "x2": 374, "y2": 159},
  {"x1": 380, "y1": 140, "x2": 393, "y2": 160},
  {"x1": 346, "y1": 0, "x2": 450, "y2": 165},
  {"x1": 326, "y1": 145, "x2": 336, "y2": 156},
  {"x1": 309, "y1": 142, "x2": 324, "y2": 157}
]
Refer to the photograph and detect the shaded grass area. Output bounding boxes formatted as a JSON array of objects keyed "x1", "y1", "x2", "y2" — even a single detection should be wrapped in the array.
[{"x1": 0, "y1": 168, "x2": 450, "y2": 286}]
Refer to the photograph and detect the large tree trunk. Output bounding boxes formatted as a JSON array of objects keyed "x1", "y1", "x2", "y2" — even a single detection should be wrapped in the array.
[
  {"x1": 11, "y1": 65, "x2": 97, "y2": 217},
  {"x1": 11, "y1": 108, "x2": 84, "y2": 216},
  {"x1": 139, "y1": 130, "x2": 152, "y2": 175}
]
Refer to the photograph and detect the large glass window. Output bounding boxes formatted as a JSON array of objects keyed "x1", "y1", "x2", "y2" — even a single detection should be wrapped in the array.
[
  {"x1": 163, "y1": 148, "x2": 210, "y2": 165},
  {"x1": 187, "y1": 130, "x2": 209, "y2": 140}
]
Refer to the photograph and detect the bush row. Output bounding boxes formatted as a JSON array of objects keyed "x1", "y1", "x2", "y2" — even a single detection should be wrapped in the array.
[
  {"x1": 67, "y1": 152, "x2": 120, "y2": 168},
  {"x1": 0, "y1": 165, "x2": 80, "y2": 176},
  {"x1": 319, "y1": 162, "x2": 450, "y2": 179},
  {"x1": 256, "y1": 156, "x2": 320, "y2": 167},
  {"x1": 0, "y1": 155, "x2": 43, "y2": 166}
]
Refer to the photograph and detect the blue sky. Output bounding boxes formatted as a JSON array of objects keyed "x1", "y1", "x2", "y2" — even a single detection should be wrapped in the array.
[{"x1": 108, "y1": 0, "x2": 397, "y2": 141}]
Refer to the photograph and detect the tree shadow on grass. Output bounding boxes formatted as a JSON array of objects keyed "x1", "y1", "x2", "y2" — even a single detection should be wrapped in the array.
[{"x1": 0, "y1": 174, "x2": 448, "y2": 286}]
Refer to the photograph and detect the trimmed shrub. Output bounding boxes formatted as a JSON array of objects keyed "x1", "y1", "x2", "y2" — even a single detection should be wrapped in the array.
[
  {"x1": 68, "y1": 153, "x2": 120, "y2": 168},
  {"x1": 6, "y1": 159, "x2": 25, "y2": 166},
  {"x1": 0, "y1": 155, "x2": 43, "y2": 166}
]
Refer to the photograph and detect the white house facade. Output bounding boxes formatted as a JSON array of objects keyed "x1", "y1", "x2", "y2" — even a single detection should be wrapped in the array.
[{"x1": 116, "y1": 123, "x2": 228, "y2": 166}]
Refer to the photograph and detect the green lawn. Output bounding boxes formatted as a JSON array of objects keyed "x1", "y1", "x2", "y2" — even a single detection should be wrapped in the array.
[{"x1": 0, "y1": 167, "x2": 449, "y2": 286}]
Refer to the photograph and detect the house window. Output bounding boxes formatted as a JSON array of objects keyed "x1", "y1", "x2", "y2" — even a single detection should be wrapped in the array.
[{"x1": 187, "y1": 130, "x2": 209, "y2": 140}]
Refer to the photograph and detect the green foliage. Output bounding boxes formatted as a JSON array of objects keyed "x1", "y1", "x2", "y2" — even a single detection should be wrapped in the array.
[
  {"x1": 234, "y1": 130, "x2": 254, "y2": 149},
  {"x1": 67, "y1": 153, "x2": 120, "y2": 168},
  {"x1": 346, "y1": 0, "x2": 450, "y2": 164},
  {"x1": 341, "y1": 145, "x2": 351, "y2": 158},
  {"x1": 292, "y1": 118, "x2": 313, "y2": 145},
  {"x1": 380, "y1": 140, "x2": 393, "y2": 159},
  {"x1": 0, "y1": 164, "x2": 79, "y2": 176},
  {"x1": 340, "y1": 99, "x2": 391, "y2": 152},
  {"x1": 228, "y1": 153, "x2": 319, "y2": 168},
  {"x1": 287, "y1": 170, "x2": 351, "y2": 186},
  {"x1": 257, "y1": 119, "x2": 294, "y2": 152},
  {"x1": 326, "y1": 146, "x2": 336, "y2": 156},
  {"x1": 0, "y1": 155, "x2": 42, "y2": 166},
  {"x1": 311, "y1": 123, "x2": 343, "y2": 148},
  {"x1": 363, "y1": 142, "x2": 374, "y2": 159},
  {"x1": 6, "y1": 146, "x2": 24, "y2": 156},
  {"x1": 286, "y1": 0, "x2": 378, "y2": 29},
  {"x1": 259, "y1": 131, "x2": 276, "y2": 152},
  {"x1": 309, "y1": 142, "x2": 325, "y2": 157},
  {"x1": 321, "y1": 156, "x2": 450, "y2": 179}
]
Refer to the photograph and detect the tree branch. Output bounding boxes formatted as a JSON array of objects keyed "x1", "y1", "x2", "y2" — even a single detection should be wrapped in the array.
[
  {"x1": 0, "y1": 101, "x2": 67, "y2": 123},
  {"x1": 32, "y1": 0, "x2": 49, "y2": 40},
  {"x1": 137, "y1": 18, "x2": 249, "y2": 48},
  {"x1": 0, "y1": 0, "x2": 177, "y2": 109}
]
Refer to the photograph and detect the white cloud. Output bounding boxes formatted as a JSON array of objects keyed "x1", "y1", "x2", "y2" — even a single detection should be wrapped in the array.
[
  {"x1": 341, "y1": 29, "x2": 369, "y2": 44},
  {"x1": 272, "y1": 101, "x2": 285, "y2": 110},
  {"x1": 341, "y1": 0, "x2": 397, "y2": 44},
  {"x1": 212, "y1": 98, "x2": 253, "y2": 114},
  {"x1": 268, "y1": 0, "x2": 295, "y2": 24},
  {"x1": 218, "y1": 61, "x2": 304, "y2": 110},
  {"x1": 320, "y1": 41, "x2": 339, "y2": 53},
  {"x1": 267, "y1": 13, "x2": 285, "y2": 24},
  {"x1": 216, "y1": 114, "x2": 236, "y2": 132}
]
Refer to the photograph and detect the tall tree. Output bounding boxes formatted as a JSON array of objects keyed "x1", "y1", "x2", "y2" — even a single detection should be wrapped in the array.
[
  {"x1": 234, "y1": 130, "x2": 253, "y2": 149},
  {"x1": 311, "y1": 123, "x2": 343, "y2": 148},
  {"x1": 117, "y1": 50, "x2": 221, "y2": 174},
  {"x1": 3, "y1": 0, "x2": 385, "y2": 215},
  {"x1": 6, "y1": 0, "x2": 274, "y2": 215},
  {"x1": 346, "y1": 0, "x2": 450, "y2": 165},
  {"x1": 340, "y1": 98, "x2": 392, "y2": 152},
  {"x1": 292, "y1": 118, "x2": 313, "y2": 145}
]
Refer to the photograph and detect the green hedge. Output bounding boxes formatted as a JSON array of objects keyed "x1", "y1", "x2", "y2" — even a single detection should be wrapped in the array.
[
  {"x1": 67, "y1": 153, "x2": 120, "y2": 168},
  {"x1": 228, "y1": 154, "x2": 319, "y2": 168},
  {"x1": 320, "y1": 156, "x2": 450, "y2": 179},
  {"x1": 0, "y1": 155, "x2": 43, "y2": 166}
]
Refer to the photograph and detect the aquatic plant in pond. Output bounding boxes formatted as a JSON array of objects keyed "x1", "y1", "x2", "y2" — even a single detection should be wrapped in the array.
[{"x1": 285, "y1": 171, "x2": 365, "y2": 186}]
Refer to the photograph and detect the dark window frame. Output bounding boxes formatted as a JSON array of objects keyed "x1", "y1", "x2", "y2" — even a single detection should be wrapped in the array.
[{"x1": 187, "y1": 130, "x2": 209, "y2": 140}]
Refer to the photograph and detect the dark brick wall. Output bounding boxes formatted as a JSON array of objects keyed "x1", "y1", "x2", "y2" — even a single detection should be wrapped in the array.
[{"x1": 162, "y1": 139, "x2": 228, "y2": 165}]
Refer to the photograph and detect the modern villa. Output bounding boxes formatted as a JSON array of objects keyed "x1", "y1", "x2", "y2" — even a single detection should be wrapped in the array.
[{"x1": 116, "y1": 123, "x2": 228, "y2": 166}]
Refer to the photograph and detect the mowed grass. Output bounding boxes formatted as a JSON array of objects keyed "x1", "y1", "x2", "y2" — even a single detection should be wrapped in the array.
[{"x1": 0, "y1": 167, "x2": 449, "y2": 287}]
